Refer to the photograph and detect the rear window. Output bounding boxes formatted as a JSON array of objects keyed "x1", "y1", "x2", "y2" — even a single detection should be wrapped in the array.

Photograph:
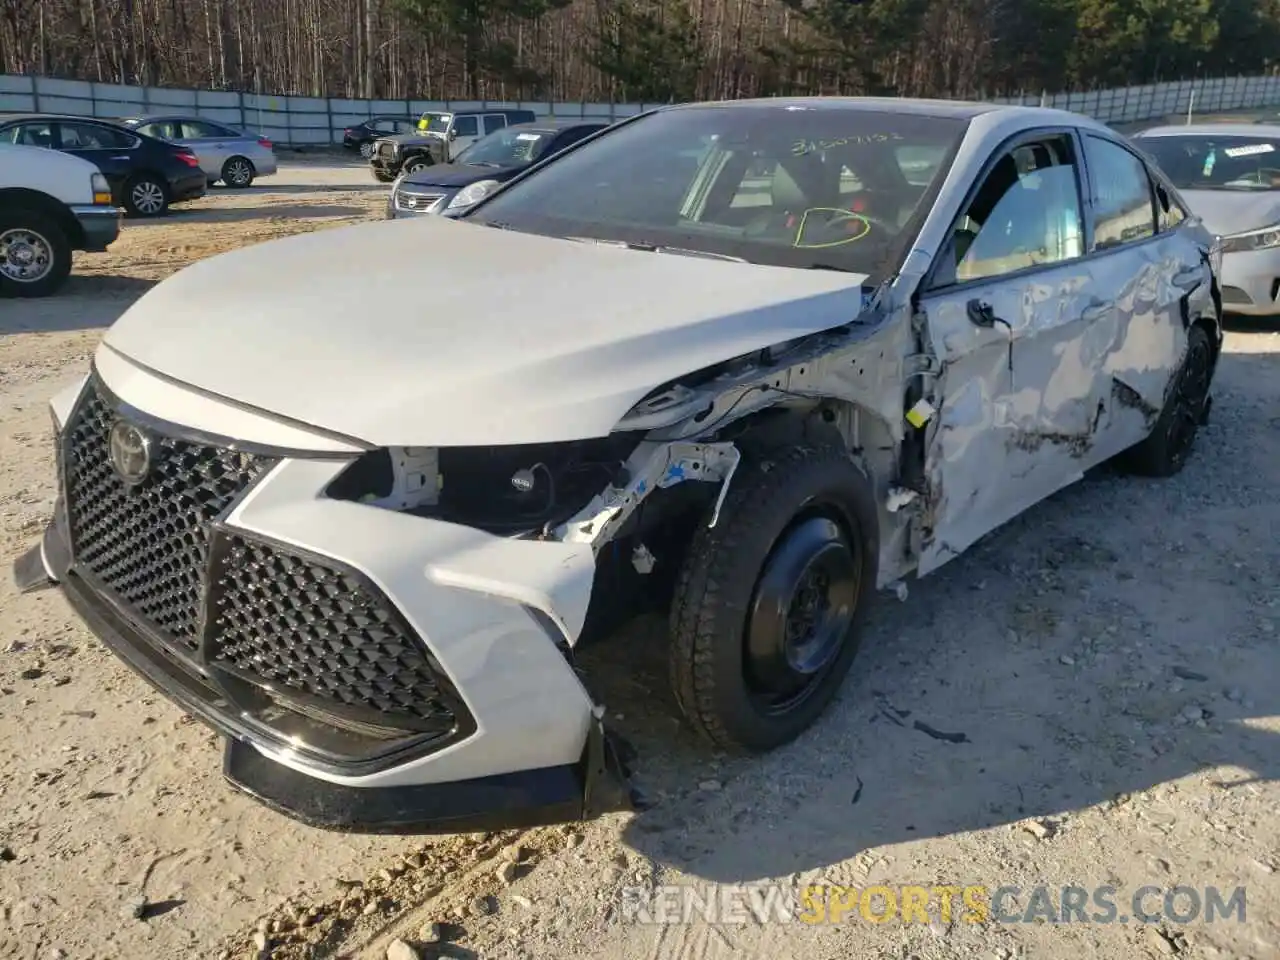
[
  {"x1": 1138, "y1": 134, "x2": 1280, "y2": 191},
  {"x1": 467, "y1": 105, "x2": 967, "y2": 279}
]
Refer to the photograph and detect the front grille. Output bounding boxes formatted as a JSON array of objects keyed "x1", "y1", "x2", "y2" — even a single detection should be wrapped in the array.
[
  {"x1": 64, "y1": 382, "x2": 275, "y2": 656},
  {"x1": 207, "y1": 533, "x2": 459, "y2": 734},
  {"x1": 396, "y1": 191, "x2": 443, "y2": 213}
]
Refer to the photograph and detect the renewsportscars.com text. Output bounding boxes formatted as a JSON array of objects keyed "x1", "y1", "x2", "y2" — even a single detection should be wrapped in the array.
[{"x1": 618, "y1": 884, "x2": 1247, "y2": 926}]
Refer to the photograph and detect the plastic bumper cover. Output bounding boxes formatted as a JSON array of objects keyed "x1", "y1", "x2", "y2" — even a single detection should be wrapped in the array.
[{"x1": 12, "y1": 516, "x2": 633, "y2": 833}]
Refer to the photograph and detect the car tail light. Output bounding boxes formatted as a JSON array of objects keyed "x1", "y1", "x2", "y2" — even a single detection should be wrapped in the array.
[
  {"x1": 175, "y1": 151, "x2": 200, "y2": 168},
  {"x1": 258, "y1": 138, "x2": 272, "y2": 150}
]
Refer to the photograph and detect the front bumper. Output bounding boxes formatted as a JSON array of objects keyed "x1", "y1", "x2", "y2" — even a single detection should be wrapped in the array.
[
  {"x1": 69, "y1": 205, "x2": 121, "y2": 252},
  {"x1": 170, "y1": 172, "x2": 208, "y2": 204},
  {"x1": 1219, "y1": 247, "x2": 1280, "y2": 315},
  {"x1": 11, "y1": 369, "x2": 632, "y2": 832}
]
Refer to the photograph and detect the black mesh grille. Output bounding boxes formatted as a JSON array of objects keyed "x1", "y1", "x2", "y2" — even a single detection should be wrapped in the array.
[
  {"x1": 207, "y1": 534, "x2": 459, "y2": 732},
  {"x1": 63, "y1": 383, "x2": 275, "y2": 655}
]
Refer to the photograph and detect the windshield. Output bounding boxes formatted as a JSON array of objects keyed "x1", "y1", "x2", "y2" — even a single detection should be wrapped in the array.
[
  {"x1": 1139, "y1": 134, "x2": 1280, "y2": 190},
  {"x1": 417, "y1": 112, "x2": 451, "y2": 134},
  {"x1": 455, "y1": 127, "x2": 549, "y2": 167},
  {"x1": 464, "y1": 105, "x2": 966, "y2": 277}
]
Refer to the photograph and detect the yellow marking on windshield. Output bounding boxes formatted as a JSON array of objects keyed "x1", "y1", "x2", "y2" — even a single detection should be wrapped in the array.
[{"x1": 793, "y1": 208, "x2": 872, "y2": 248}]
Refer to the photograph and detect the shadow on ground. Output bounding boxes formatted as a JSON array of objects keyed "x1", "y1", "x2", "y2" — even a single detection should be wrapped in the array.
[
  {"x1": 0, "y1": 276, "x2": 153, "y2": 335},
  {"x1": 577, "y1": 349, "x2": 1280, "y2": 883},
  {"x1": 127, "y1": 203, "x2": 371, "y2": 226}
]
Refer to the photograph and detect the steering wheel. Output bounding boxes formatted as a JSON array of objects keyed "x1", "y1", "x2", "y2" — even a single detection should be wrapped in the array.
[{"x1": 792, "y1": 207, "x2": 896, "y2": 249}]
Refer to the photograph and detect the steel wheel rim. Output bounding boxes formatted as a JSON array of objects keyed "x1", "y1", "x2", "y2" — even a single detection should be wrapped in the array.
[
  {"x1": 1166, "y1": 338, "x2": 1212, "y2": 465},
  {"x1": 228, "y1": 160, "x2": 251, "y2": 185},
  {"x1": 744, "y1": 512, "x2": 860, "y2": 716},
  {"x1": 132, "y1": 181, "x2": 164, "y2": 214},
  {"x1": 0, "y1": 227, "x2": 53, "y2": 283}
]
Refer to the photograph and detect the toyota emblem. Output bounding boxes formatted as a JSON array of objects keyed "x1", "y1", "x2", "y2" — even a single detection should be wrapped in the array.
[{"x1": 107, "y1": 419, "x2": 153, "y2": 486}]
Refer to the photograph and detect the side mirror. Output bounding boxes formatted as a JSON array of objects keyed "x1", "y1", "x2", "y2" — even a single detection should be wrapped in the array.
[{"x1": 449, "y1": 129, "x2": 457, "y2": 141}]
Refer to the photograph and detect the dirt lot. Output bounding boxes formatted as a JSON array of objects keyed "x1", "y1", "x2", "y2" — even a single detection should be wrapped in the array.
[{"x1": 1, "y1": 152, "x2": 1279, "y2": 960}]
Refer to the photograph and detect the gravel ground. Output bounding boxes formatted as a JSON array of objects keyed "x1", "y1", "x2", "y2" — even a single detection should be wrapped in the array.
[{"x1": 1, "y1": 146, "x2": 1279, "y2": 960}]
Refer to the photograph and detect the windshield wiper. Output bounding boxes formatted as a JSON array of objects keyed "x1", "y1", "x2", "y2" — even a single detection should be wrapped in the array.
[{"x1": 807, "y1": 262, "x2": 862, "y2": 273}]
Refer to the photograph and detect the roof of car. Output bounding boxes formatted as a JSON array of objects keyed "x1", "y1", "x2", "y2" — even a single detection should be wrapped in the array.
[
  {"x1": 663, "y1": 96, "x2": 1003, "y2": 119},
  {"x1": 0, "y1": 112, "x2": 129, "y2": 125},
  {"x1": 1137, "y1": 123, "x2": 1280, "y2": 137},
  {"x1": 507, "y1": 119, "x2": 609, "y2": 134}
]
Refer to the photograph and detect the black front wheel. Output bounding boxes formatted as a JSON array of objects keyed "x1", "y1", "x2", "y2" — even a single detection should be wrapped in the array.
[
  {"x1": 669, "y1": 443, "x2": 879, "y2": 752},
  {"x1": 371, "y1": 167, "x2": 396, "y2": 183},
  {"x1": 402, "y1": 157, "x2": 431, "y2": 174}
]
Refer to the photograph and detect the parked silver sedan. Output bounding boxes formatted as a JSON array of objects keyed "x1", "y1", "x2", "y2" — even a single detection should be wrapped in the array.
[
  {"x1": 1135, "y1": 123, "x2": 1280, "y2": 316},
  {"x1": 120, "y1": 115, "x2": 277, "y2": 188}
]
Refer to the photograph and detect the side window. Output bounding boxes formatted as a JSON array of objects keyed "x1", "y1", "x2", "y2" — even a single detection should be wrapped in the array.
[
  {"x1": 61, "y1": 122, "x2": 132, "y2": 149},
  {"x1": 453, "y1": 115, "x2": 479, "y2": 138},
  {"x1": 140, "y1": 121, "x2": 177, "y2": 140},
  {"x1": 483, "y1": 115, "x2": 506, "y2": 135},
  {"x1": 551, "y1": 127, "x2": 596, "y2": 154},
  {"x1": 1084, "y1": 135, "x2": 1156, "y2": 250},
  {"x1": 936, "y1": 136, "x2": 1085, "y2": 286},
  {"x1": 372, "y1": 119, "x2": 394, "y2": 133},
  {"x1": 179, "y1": 120, "x2": 224, "y2": 138},
  {"x1": 1152, "y1": 178, "x2": 1187, "y2": 232},
  {"x1": 7, "y1": 121, "x2": 55, "y2": 147}
]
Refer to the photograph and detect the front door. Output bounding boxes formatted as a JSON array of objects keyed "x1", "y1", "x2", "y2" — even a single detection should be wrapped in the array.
[
  {"x1": 916, "y1": 130, "x2": 1110, "y2": 574},
  {"x1": 448, "y1": 114, "x2": 481, "y2": 159}
]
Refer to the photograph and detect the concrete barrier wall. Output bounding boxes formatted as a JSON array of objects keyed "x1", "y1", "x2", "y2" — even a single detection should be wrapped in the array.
[{"x1": 3, "y1": 73, "x2": 1279, "y2": 145}]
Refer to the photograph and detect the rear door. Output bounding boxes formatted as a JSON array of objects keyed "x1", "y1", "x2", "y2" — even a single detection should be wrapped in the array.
[
  {"x1": 1074, "y1": 133, "x2": 1211, "y2": 453},
  {"x1": 176, "y1": 118, "x2": 236, "y2": 177},
  {"x1": 55, "y1": 121, "x2": 138, "y2": 192},
  {"x1": 916, "y1": 128, "x2": 1110, "y2": 574}
]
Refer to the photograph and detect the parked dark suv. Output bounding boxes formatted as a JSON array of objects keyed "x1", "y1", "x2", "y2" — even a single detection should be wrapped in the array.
[
  {"x1": 368, "y1": 108, "x2": 537, "y2": 181},
  {"x1": 0, "y1": 114, "x2": 207, "y2": 217}
]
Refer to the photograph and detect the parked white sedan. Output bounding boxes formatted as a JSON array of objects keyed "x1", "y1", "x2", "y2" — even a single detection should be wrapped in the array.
[{"x1": 14, "y1": 98, "x2": 1223, "y2": 833}]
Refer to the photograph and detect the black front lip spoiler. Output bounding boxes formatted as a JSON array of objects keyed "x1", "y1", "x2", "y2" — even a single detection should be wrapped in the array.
[{"x1": 12, "y1": 522, "x2": 635, "y2": 834}]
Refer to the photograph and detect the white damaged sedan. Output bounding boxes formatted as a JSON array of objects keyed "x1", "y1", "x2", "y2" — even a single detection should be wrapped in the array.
[{"x1": 14, "y1": 98, "x2": 1224, "y2": 832}]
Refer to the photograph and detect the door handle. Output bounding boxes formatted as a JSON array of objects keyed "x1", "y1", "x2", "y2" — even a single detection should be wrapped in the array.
[{"x1": 1082, "y1": 300, "x2": 1114, "y2": 322}]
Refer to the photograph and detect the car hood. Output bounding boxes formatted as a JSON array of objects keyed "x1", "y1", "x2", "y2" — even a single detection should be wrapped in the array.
[
  {"x1": 1179, "y1": 189, "x2": 1280, "y2": 236},
  {"x1": 402, "y1": 161, "x2": 523, "y2": 189},
  {"x1": 100, "y1": 217, "x2": 871, "y2": 447},
  {"x1": 380, "y1": 132, "x2": 443, "y2": 147}
]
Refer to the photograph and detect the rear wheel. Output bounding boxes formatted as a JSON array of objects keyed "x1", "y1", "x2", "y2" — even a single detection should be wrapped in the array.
[
  {"x1": 359, "y1": 142, "x2": 374, "y2": 160},
  {"x1": 124, "y1": 175, "x2": 168, "y2": 217},
  {"x1": 669, "y1": 443, "x2": 879, "y2": 751},
  {"x1": 1119, "y1": 325, "x2": 1214, "y2": 477},
  {"x1": 0, "y1": 209, "x2": 72, "y2": 298},
  {"x1": 221, "y1": 156, "x2": 255, "y2": 188}
]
